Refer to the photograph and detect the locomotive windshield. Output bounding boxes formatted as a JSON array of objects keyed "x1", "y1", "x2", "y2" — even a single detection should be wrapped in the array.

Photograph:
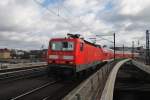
[{"x1": 50, "y1": 41, "x2": 74, "y2": 51}]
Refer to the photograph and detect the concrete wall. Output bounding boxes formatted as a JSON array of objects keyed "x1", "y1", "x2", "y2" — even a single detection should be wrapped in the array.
[
  {"x1": 63, "y1": 61, "x2": 115, "y2": 100},
  {"x1": 63, "y1": 59, "x2": 130, "y2": 100}
]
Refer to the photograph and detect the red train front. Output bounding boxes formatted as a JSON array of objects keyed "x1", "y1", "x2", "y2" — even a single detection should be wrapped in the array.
[{"x1": 47, "y1": 34, "x2": 105, "y2": 77}]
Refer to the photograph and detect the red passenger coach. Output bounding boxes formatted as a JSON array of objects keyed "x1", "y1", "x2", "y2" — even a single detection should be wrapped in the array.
[{"x1": 47, "y1": 34, "x2": 105, "y2": 77}]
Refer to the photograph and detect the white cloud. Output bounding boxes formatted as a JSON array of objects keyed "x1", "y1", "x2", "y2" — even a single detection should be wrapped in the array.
[
  {"x1": 0, "y1": 0, "x2": 149, "y2": 49},
  {"x1": 64, "y1": 0, "x2": 104, "y2": 15},
  {"x1": 119, "y1": 0, "x2": 150, "y2": 15}
]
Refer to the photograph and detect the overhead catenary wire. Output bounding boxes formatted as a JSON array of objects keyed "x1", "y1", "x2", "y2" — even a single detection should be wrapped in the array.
[
  {"x1": 34, "y1": 0, "x2": 96, "y2": 33},
  {"x1": 61, "y1": 5, "x2": 92, "y2": 32},
  {"x1": 96, "y1": 37, "x2": 114, "y2": 43},
  {"x1": 34, "y1": 0, "x2": 117, "y2": 47},
  {"x1": 34, "y1": 0, "x2": 78, "y2": 29}
]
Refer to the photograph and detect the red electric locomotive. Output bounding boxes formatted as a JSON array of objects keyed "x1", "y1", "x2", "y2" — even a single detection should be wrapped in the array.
[
  {"x1": 47, "y1": 34, "x2": 105, "y2": 77},
  {"x1": 47, "y1": 34, "x2": 137, "y2": 78}
]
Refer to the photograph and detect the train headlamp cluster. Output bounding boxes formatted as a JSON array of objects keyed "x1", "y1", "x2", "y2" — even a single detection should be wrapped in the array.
[
  {"x1": 63, "y1": 56, "x2": 74, "y2": 60},
  {"x1": 49, "y1": 55, "x2": 58, "y2": 59},
  {"x1": 49, "y1": 55, "x2": 74, "y2": 60}
]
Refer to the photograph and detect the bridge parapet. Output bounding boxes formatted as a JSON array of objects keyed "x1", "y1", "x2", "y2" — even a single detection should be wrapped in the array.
[
  {"x1": 132, "y1": 60, "x2": 150, "y2": 74},
  {"x1": 63, "y1": 59, "x2": 130, "y2": 100},
  {"x1": 100, "y1": 59, "x2": 130, "y2": 100}
]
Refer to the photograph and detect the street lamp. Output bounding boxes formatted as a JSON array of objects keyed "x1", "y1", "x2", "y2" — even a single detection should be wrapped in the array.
[
  {"x1": 123, "y1": 44, "x2": 124, "y2": 58},
  {"x1": 146, "y1": 30, "x2": 150, "y2": 65},
  {"x1": 114, "y1": 33, "x2": 116, "y2": 60},
  {"x1": 132, "y1": 41, "x2": 135, "y2": 59}
]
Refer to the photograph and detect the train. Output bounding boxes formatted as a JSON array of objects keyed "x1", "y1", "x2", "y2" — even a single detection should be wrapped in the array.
[{"x1": 47, "y1": 34, "x2": 135, "y2": 78}]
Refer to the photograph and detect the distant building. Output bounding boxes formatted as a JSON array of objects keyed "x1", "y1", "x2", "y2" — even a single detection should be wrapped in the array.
[
  {"x1": 0, "y1": 48, "x2": 11, "y2": 59},
  {"x1": 10, "y1": 49, "x2": 47, "y2": 59},
  {"x1": 29, "y1": 49, "x2": 47, "y2": 59},
  {"x1": 11, "y1": 49, "x2": 25, "y2": 59}
]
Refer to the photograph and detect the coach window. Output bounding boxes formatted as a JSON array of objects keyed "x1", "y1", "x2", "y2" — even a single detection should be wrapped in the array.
[{"x1": 80, "y1": 43, "x2": 84, "y2": 51}]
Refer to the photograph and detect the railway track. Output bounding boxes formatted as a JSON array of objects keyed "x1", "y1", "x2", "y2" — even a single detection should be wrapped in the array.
[
  {"x1": 0, "y1": 62, "x2": 108, "y2": 100},
  {"x1": 0, "y1": 67, "x2": 98, "y2": 100},
  {"x1": 0, "y1": 75, "x2": 54, "y2": 100},
  {"x1": 0, "y1": 66, "x2": 85, "y2": 100},
  {"x1": 11, "y1": 80, "x2": 59, "y2": 100},
  {"x1": 0, "y1": 77, "x2": 82, "y2": 100},
  {"x1": 8, "y1": 66, "x2": 107, "y2": 100},
  {"x1": 0, "y1": 66, "x2": 47, "y2": 83},
  {"x1": 13, "y1": 80, "x2": 81, "y2": 100}
]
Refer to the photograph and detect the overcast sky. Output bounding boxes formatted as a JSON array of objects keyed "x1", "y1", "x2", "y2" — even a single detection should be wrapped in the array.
[{"x1": 0, "y1": 0, "x2": 150, "y2": 50}]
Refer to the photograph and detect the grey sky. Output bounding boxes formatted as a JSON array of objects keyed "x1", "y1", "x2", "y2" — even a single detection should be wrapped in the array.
[{"x1": 0, "y1": 0, "x2": 149, "y2": 49}]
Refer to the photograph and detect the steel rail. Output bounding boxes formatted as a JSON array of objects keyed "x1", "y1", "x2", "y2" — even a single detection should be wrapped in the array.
[
  {"x1": 42, "y1": 96, "x2": 50, "y2": 100},
  {"x1": 11, "y1": 81, "x2": 58, "y2": 100},
  {"x1": 0, "y1": 66, "x2": 47, "y2": 81},
  {"x1": 0, "y1": 66, "x2": 46, "y2": 76}
]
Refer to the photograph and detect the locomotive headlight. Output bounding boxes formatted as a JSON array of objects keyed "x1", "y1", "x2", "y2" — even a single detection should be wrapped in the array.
[
  {"x1": 49, "y1": 55, "x2": 58, "y2": 59},
  {"x1": 63, "y1": 56, "x2": 74, "y2": 60}
]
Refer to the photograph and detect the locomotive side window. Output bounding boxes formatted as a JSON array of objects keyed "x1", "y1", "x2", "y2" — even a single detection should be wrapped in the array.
[{"x1": 80, "y1": 43, "x2": 84, "y2": 51}]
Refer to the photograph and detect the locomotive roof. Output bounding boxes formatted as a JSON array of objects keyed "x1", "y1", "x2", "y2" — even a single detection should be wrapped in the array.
[
  {"x1": 50, "y1": 37, "x2": 101, "y2": 48},
  {"x1": 83, "y1": 40, "x2": 101, "y2": 48}
]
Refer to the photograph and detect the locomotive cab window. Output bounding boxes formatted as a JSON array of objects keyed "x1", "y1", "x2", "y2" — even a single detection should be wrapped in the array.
[
  {"x1": 50, "y1": 41, "x2": 74, "y2": 51},
  {"x1": 80, "y1": 43, "x2": 84, "y2": 51},
  {"x1": 62, "y1": 42, "x2": 74, "y2": 51},
  {"x1": 62, "y1": 42, "x2": 68, "y2": 48}
]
